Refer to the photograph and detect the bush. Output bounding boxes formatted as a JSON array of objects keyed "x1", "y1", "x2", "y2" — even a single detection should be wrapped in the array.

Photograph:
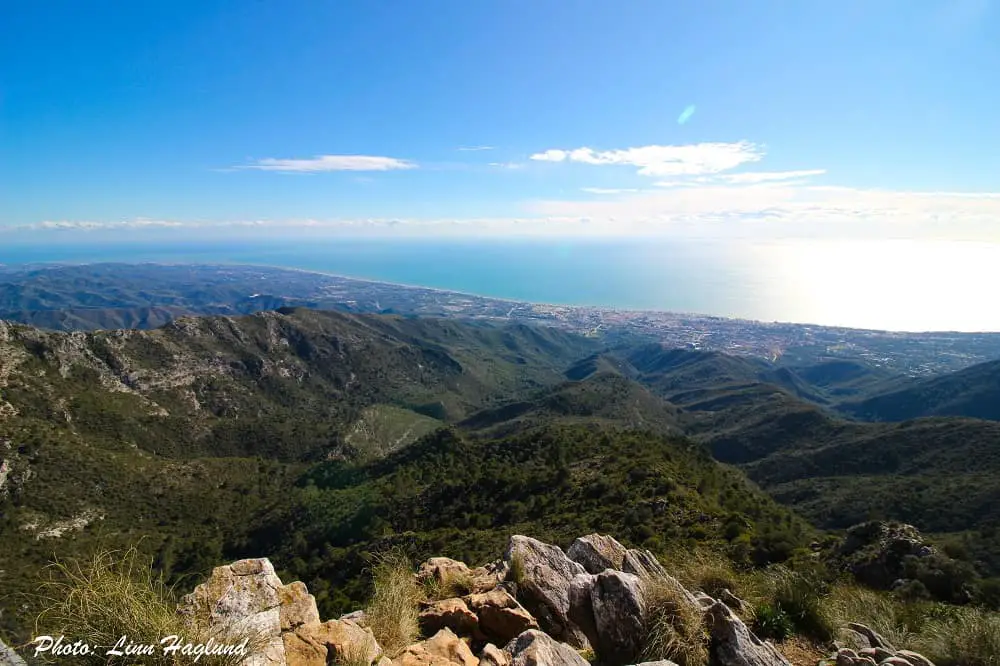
[
  {"x1": 364, "y1": 550, "x2": 421, "y2": 657},
  {"x1": 752, "y1": 603, "x2": 794, "y2": 641},
  {"x1": 757, "y1": 567, "x2": 834, "y2": 642},
  {"x1": 32, "y1": 546, "x2": 262, "y2": 665},
  {"x1": 641, "y1": 577, "x2": 709, "y2": 666}
]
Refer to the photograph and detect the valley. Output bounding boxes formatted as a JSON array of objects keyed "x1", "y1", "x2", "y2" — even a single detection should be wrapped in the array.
[{"x1": 2, "y1": 305, "x2": 1000, "y2": 648}]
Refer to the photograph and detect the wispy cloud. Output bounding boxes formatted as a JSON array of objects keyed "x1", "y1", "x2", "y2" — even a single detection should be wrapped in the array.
[
  {"x1": 489, "y1": 161, "x2": 524, "y2": 170},
  {"x1": 457, "y1": 145, "x2": 495, "y2": 152},
  {"x1": 581, "y1": 187, "x2": 639, "y2": 194},
  {"x1": 529, "y1": 141, "x2": 764, "y2": 177},
  {"x1": 238, "y1": 155, "x2": 417, "y2": 172},
  {"x1": 723, "y1": 169, "x2": 827, "y2": 184}
]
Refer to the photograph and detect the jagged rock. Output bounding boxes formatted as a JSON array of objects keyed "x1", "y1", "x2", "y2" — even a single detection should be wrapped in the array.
[
  {"x1": 418, "y1": 557, "x2": 505, "y2": 595},
  {"x1": 854, "y1": 658, "x2": 877, "y2": 666},
  {"x1": 588, "y1": 570, "x2": 646, "y2": 665},
  {"x1": 420, "y1": 598, "x2": 481, "y2": 638},
  {"x1": 279, "y1": 581, "x2": 321, "y2": 631},
  {"x1": 504, "y1": 536, "x2": 591, "y2": 648},
  {"x1": 846, "y1": 623, "x2": 896, "y2": 651},
  {"x1": 630, "y1": 662, "x2": 680, "y2": 666},
  {"x1": 464, "y1": 588, "x2": 539, "y2": 644},
  {"x1": 860, "y1": 647, "x2": 895, "y2": 662},
  {"x1": 719, "y1": 589, "x2": 747, "y2": 614},
  {"x1": 0, "y1": 638, "x2": 26, "y2": 666},
  {"x1": 707, "y1": 601, "x2": 791, "y2": 666},
  {"x1": 284, "y1": 618, "x2": 382, "y2": 666},
  {"x1": 341, "y1": 609, "x2": 368, "y2": 624},
  {"x1": 835, "y1": 628, "x2": 871, "y2": 652},
  {"x1": 393, "y1": 628, "x2": 478, "y2": 666},
  {"x1": 882, "y1": 659, "x2": 918, "y2": 666},
  {"x1": 567, "y1": 534, "x2": 628, "y2": 574},
  {"x1": 835, "y1": 650, "x2": 856, "y2": 666},
  {"x1": 480, "y1": 643, "x2": 512, "y2": 666},
  {"x1": 504, "y1": 630, "x2": 589, "y2": 666},
  {"x1": 176, "y1": 558, "x2": 286, "y2": 665},
  {"x1": 837, "y1": 522, "x2": 937, "y2": 590},
  {"x1": 621, "y1": 549, "x2": 669, "y2": 580},
  {"x1": 897, "y1": 651, "x2": 935, "y2": 666}
]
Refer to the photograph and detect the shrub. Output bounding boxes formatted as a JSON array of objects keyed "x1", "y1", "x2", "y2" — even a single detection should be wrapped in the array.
[
  {"x1": 364, "y1": 550, "x2": 421, "y2": 657},
  {"x1": 752, "y1": 603, "x2": 794, "y2": 641},
  {"x1": 756, "y1": 566, "x2": 834, "y2": 642},
  {"x1": 32, "y1": 546, "x2": 262, "y2": 665},
  {"x1": 641, "y1": 577, "x2": 709, "y2": 666}
]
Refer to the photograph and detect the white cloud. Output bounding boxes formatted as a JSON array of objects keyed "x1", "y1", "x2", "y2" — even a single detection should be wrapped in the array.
[
  {"x1": 530, "y1": 141, "x2": 764, "y2": 177},
  {"x1": 489, "y1": 162, "x2": 524, "y2": 170},
  {"x1": 240, "y1": 155, "x2": 417, "y2": 172},
  {"x1": 457, "y1": 145, "x2": 495, "y2": 151},
  {"x1": 581, "y1": 187, "x2": 639, "y2": 194},
  {"x1": 723, "y1": 169, "x2": 827, "y2": 184}
]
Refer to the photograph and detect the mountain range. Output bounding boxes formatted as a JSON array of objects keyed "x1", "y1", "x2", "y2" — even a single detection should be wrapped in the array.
[{"x1": 2, "y1": 303, "x2": 1000, "y2": 643}]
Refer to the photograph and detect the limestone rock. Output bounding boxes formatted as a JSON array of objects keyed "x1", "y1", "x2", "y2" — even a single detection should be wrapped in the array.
[
  {"x1": 0, "y1": 638, "x2": 27, "y2": 666},
  {"x1": 479, "y1": 643, "x2": 512, "y2": 666},
  {"x1": 279, "y1": 581, "x2": 321, "y2": 632},
  {"x1": 176, "y1": 557, "x2": 285, "y2": 665},
  {"x1": 621, "y1": 549, "x2": 669, "y2": 580},
  {"x1": 393, "y1": 628, "x2": 478, "y2": 666},
  {"x1": 287, "y1": 619, "x2": 382, "y2": 666},
  {"x1": 896, "y1": 651, "x2": 935, "y2": 666},
  {"x1": 464, "y1": 588, "x2": 539, "y2": 644},
  {"x1": 504, "y1": 536, "x2": 590, "y2": 648},
  {"x1": 504, "y1": 630, "x2": 589, "y2": 666},
  {"x1": 418, "y1": 557, "x2": 505, "y2": 595},
  {"x1": 707, "y1": 601, "x2": 791, "y2": 666},
  {"x1": 588, "y1": 570, "x2": 646, "y2": 665},
  {"x1": 846, "y1": 623, "x2": 896, "y2": 651},
  {"x1": 420, "y1": 598, "x2": 481, "y2": 638},
  {"x1": 566, "y1": 534, "x2": 628, "y2": 574}
]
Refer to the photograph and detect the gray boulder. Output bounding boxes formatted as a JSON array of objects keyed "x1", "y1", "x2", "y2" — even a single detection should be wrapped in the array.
[
  {"x1": 505, "y1": 536, "x2": 591, "y2": 648},
  {"x1": 567, "y1": 534, "x2": 628, "y2": 574},
  {"x1": 588, "y1": 570, "x2": 646, "y2": 666},
  {"x1": 707, "y1": 601, "x2": 791, "y2": 666},
  {"x1": 0, "y1": 639, "x2": 26, "y2": 666},
  {"x1": 504, "y1": 630, "x2": 589, "y2": 666}
]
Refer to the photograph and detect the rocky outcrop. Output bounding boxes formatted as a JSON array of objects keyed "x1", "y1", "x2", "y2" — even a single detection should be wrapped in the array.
[
  {"x1": 824, "y1": 624, "x2": 937, "y2": 666},
  {"x1": 503, "y1": 630, "x2": 589, "y2": 666},
  {"x1": 504, "y1": 536, "x2": 591, "y2": 648},
  {"x1": 0, "y1": 638, "x2": 27, "y2": 666},
  {"x1": 393, "y1": 628, "x2": 478, "y2": 666},
  {"x1": 464, "y1": 588, "x2": 538, "y2": 644},
  {"x1": 419, "y1": 598, "x2": 481, "y2": 638},
  {"x1": 587, "y1": 571, "x2": 646, "y2": 665},
  {"x1": 283, "y1": 619, "x2": 381, "y2": 666},
  {"x1": 177, "y1": 558, "x2": 289, "y2": 665},
  {"x1": 161, "y1": 534, "x2": 884, "y2": 666},
  {"x1": 707, "y1": 601, "x2": 792, "y2": 666}
]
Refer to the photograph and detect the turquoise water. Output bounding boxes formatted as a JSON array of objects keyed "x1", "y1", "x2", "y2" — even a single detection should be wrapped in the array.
[
  {"x1": 0, "y1": 238, "x2": 760, "y2": 315},
  {"x1": 3, "y1": 237, "x2": 1000, "y2": 332}
]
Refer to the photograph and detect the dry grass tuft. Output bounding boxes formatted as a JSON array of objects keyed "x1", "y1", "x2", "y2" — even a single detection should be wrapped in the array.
[
  {"x1": 365, "y1": 550, "x2": 421, "y2": 657},
  {"x1": 32, "y1": 546, "x2": 263, "y2": 665},
  {"x1": 641, "y1": 577, "x2": 709, "y2": 666}
]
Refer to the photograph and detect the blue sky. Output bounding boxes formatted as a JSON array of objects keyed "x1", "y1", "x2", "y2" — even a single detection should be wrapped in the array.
[{"x1": 2, "y1": 0, "x2": 998, "y2": 241}]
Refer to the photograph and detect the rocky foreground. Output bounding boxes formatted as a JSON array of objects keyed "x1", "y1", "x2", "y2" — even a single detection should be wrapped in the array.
[{"x1": 173, "y1": 534, "x2": 934, "y2": 666}]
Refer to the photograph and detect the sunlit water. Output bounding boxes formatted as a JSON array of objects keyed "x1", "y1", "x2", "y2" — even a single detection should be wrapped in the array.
[{"x1": 2, "y1": 237, "x2": 998, "y2": 332}]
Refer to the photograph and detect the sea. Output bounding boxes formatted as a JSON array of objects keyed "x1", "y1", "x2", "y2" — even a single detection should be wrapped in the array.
[{"x1": 2, "y1": 236, "x2": 999, "y2": 333}]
